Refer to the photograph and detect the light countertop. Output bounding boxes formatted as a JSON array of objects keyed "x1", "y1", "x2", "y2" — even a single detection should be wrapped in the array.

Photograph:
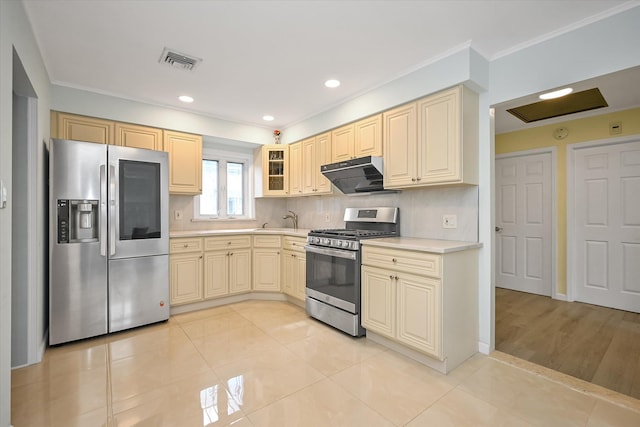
[
  {"x1": 170, "y1": 228, "x2": 311, "y2": 239},
  {"x1": 361, "y1": 237, "x2": 482, "y2": 254}
]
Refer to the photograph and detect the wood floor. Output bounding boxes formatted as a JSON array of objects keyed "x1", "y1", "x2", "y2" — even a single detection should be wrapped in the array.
[{"x1": 495, "y1": 288, "x2": 640, "y2": 400}]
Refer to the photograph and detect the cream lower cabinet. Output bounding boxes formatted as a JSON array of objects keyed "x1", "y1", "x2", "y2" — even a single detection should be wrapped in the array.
[
  {"x1": 252, "y1": 235, "x2": 281, "y2": 292},
  {"x1": 204, "y1": 235, "x2": 252, "y2": 298},
  {"x1": 169, "y1": 238, "x2": 204, "y2": 305},
  {"x1": 361, "y1": 244, "x2": 478, "y2": 372},
  {"x1": 281, "y1": 236, "x2": 306, "y2": 301}
]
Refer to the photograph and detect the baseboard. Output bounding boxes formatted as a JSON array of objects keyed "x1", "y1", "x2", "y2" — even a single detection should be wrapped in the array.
[
  {"x1": 37, "y1": 327, "x2": 48, "y2": 362},
  {"x1": 169, "y1": 292, "x2": 288, "y2": 315},
  {"x1": 553, "y1": 292, "x2": 568, "y2": 301},
  {"x1": 478, "y1": 341, "x2": 491, "y2": 355}
]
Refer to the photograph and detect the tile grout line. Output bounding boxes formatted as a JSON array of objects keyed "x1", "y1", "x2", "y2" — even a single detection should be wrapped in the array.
[{"x1": 106, "y1": 342, "x2": 114, "y2": 424}]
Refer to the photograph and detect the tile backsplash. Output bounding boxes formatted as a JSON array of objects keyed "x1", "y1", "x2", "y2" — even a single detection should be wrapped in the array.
[{"x1": 171, "y1": 186, "x2": 478, "y2": 242}]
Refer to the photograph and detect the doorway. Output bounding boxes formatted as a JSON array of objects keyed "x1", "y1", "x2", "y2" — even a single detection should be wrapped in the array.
[
  {"x1": 495, "y1": 150, "x2": 555, "y2": 297},
  {"x1": 11, "y1": 49, "x2": 42, "y2": 367},
  {"x1": 568, "y1": 137, "x2": 640, "y2": 313}
]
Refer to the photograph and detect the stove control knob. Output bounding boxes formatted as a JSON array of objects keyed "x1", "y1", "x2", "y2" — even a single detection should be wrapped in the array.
[{"x1": 322, "y1": 238, "x2": 330, "y2": 245}]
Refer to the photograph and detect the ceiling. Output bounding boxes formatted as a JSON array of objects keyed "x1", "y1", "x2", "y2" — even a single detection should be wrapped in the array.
[{"x1": 22, "y1": 0, "x2": 639, "y2": 135}]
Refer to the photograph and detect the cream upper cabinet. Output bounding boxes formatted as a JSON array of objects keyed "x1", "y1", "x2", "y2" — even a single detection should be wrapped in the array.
[
  {"x1": 383, "y1": 85, "x2": 478, "y2": 189},
  {"x1": 382, "y1": 103, "x2": 417, "y2": 187},
  {"x1": 302, "y1": 132, "x2": 332, "y2": 195},
  {"x1": 354, "y1": 114, "x2": 383, "y2": 158},
  {"x1": 331, "y1": 123, "x2": 355, "y2": 162},
  {"x1": 163, "y1": 130, "x2": 203, "y2": 195},
  {"x1": 289, "y1": 142, "x2": 303, "y2": 196},
  {"x1": 116, "y1": 122, "x2": 163, "y2": 150},
  {"x1": 52, "y1": 111, "x2": 115, "y2": 145},
  {"x1": 253, "y1": 235, "x2": 281, "y2": 292},
  {"x1": 255, "y1": 144, "x2": 289, "y2": 197}
]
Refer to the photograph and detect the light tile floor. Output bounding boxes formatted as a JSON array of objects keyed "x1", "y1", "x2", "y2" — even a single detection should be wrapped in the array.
[{"x1": 11, "y1": 300, "x2": 640, "y2": 426}]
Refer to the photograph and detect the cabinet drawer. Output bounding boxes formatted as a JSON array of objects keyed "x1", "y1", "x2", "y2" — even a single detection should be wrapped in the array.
[
  {"x1": 253, "y1": 235, "x2": 281, "y2": 248},
  {"x1": 204, "y1": 235, "x2": 251, "y2": 251},
  {"x1": 282, "y1": 236, "x2": 306, "y2": 252},
  {"x1": 170, "y1": 238, "x2": 203, "y2": 254},
  {"x1": 362, "y1": 246, "x2": 441, "y2": 279}
]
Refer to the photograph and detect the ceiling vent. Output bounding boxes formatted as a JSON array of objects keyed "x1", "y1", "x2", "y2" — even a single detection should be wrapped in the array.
[
  {"x1": 507, "y1": 88, "x2": 608, "y2": 123},
  {"x1": 158, "y1": 48, "x2": 202, "y2": 71}
]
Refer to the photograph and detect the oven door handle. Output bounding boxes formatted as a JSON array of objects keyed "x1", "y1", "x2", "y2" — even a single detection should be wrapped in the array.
[{"x1": 304, "y1": 245, "x2": 357, "y2": 260}]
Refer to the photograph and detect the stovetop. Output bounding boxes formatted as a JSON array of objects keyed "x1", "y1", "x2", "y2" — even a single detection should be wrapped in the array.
[{"x1": 308, "y1": 228, "x2": 397, "y2": 240}]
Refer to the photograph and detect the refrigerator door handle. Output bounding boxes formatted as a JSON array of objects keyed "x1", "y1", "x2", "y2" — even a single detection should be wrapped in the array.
[
  {"x1": 100, "y1": 164, "x2": 107, "y2": 256},
  {"x1": 109, "y1": 164, "x2": 117, "y2": 256}
]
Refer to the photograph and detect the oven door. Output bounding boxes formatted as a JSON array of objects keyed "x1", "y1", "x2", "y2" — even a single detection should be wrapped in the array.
[{"x1": 304, "y1": 244, "x2": 360, "y2": 313}]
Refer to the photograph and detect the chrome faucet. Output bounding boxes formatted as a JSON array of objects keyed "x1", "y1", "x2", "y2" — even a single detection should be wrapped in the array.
[{"x1": 282, "y1": 210, "x2": 298, "y2": 230}]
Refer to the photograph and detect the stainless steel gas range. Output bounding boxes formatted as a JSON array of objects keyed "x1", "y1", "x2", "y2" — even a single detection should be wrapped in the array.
[{"x1": 304, "y1": 207, "x2": 399, "y2": 336}]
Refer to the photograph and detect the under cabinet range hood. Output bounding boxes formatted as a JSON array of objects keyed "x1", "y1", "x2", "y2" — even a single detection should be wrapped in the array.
[{"x1": 321, "y1": 156, "x2": 388, "y2": 194}]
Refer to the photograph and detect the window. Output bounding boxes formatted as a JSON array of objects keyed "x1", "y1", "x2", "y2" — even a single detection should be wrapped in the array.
[{"x1": 194, "y1": 146, "x2": 253, "y2": 220}]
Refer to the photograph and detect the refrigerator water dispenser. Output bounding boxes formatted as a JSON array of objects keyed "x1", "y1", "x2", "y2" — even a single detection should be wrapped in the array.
[{"x1": 57, "y1": 199, "x2": 99, "y2": 243}]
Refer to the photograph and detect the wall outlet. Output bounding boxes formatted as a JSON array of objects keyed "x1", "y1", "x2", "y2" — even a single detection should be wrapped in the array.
[
  {"x1": 174, "y1": 210, "x2": 183, "y2": 220},
  {"x1": 324, "y1": 213, "x2": 331, "y2": 222},
  {"x1": 443, "y1": 214, "x2": 457, "y2": 229}
]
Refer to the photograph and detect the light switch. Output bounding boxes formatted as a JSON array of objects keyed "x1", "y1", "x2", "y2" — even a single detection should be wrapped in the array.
[{"x1": 174, "y1": 210, "x2": 183, "y2": 220}]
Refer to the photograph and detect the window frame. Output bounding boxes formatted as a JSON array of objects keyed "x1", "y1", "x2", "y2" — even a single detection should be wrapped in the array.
[{"x1": 193, "y1": 146, "x2": 254, "y2": 221}]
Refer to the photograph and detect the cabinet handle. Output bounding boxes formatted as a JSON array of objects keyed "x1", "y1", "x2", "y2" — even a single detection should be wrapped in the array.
[
  {"x1": 183, "y1": 243, "x2": 188, "y2": 248},
  {"x1": 230, "y1": 252, "x2": 233, "y2": 256},
  {"x1": 395, "y1": 275, "x2": 399, "y2": 280},
  {"x1": 411, "y1": 178, "x2": 416, "y2": 182},
  {"x1": 389, "y1": 275, "x2": 394, "y2": 279},
  {"x1": 392, "y1": 258, "x2": 397, "y2": 263},
  {"x1": 227, "y1": 241, "x2": 232, "y2": 245},
  {"x1": 416, "y1": 177, "x2": 422, "y2": 182},
  {"x1": 199, "y1": 256, "x2": 203, "y2": 259}
]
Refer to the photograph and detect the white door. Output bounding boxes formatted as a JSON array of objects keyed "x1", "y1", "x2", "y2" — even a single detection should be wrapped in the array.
[
  {"x1": 496, "y1": 152, "x2": 553, "y2": 296},
  {"x1": 572, "y1": 139, "x2": 640, "y2": 312}
]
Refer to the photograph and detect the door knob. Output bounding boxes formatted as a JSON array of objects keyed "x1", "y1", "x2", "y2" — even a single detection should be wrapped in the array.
[{"x1": 495, "y1": 226, "x2": 503, "y2": 233}]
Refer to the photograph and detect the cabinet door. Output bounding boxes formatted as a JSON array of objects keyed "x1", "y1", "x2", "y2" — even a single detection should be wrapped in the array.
[
  {"x1": 262, "y1": 145, "x2": 289, "y2": 196},
  {"x1": 293, "y1": 253, "x2": 307, "y2": 301},
  {"x1": 253, "y1": 249, "x2": 281, "y2": 292},
  {"x1": 281, "y1": 249, "x2": 295, "y2": 296},
  {"x1": 314, "y1": 132, "x2": 333, "y2": 194},
  {"x1": 331, "y1": 124, "x2": 355, "y2": 162},
  {"x1": 417, "y1": 88, "x2": 461, "y2": 184},
  {"x1": 229, "y1": 248, "x2": 252, "y2": 294},
  {"x1": 116, "y1": 123, "x2": 163, "y2": 150},
  {"x1": 169, "y1": 253, "x2": 203, "y2": 305},
  {"x1": 383, "y1": 103, "x2": 417, "y2": 188},
  {"x1": 361, "y1": 266, "x2": 395, "y2": 337},
  {"x1": 397, "y1": 273, "x2": 442, "y2": 358},
  {"x1": 54, "y1": 112, "x2": 115, "y2": 145},
  {"x1": 289, "y1": 142, "x2": 303, "y2": 196},
  {"x1": 301, "y1": 138, "x2": 316, "y2": 194},
  {"x1": 203, "y1": 251, "x2": 228, "y2": 298},
  {"x1": 354, "y1": 114, "x2": 382, "y2": 158},
  {"x1": 164, "y1": 130, "x2": 203, "y2": 195}
]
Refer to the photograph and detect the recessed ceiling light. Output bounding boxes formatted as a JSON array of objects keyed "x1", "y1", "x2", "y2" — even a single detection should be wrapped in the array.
[
  {"x1": 262, "y1": 115, "x2": 275, "y2": 121},
  {"x1": 539, "y1": 87, "x2": 573, "y2": 100},
  {"x1": 324, "y1": 79, "x2": 341, "y2": 88},
  {"x1": 178, "y1": 95, "x2": 194, "y2": 103}
]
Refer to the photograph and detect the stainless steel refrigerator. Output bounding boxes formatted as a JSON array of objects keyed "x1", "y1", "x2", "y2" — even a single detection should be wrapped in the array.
[{"x1": 49, "y1": 138, "x2": 170, "y2": 345}]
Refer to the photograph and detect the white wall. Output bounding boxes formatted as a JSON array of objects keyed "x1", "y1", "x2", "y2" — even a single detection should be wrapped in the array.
[{"x1": 0, "y1": 0, "x2": 52, "y2": 424}]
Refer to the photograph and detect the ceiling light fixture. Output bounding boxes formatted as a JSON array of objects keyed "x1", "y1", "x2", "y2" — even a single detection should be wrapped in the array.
[
  {"x1": 324, "y1": 79, "x2": 341, "y2": 88},
  {"x1": 262, "y1": 115, "x2": 275, "y2": 121},
  {"x1": 178, "y1": 95, "x2": 194, "y2": 103},
  {"x1": 539, "y1": 87, "x2": 573, "y2": 100}
]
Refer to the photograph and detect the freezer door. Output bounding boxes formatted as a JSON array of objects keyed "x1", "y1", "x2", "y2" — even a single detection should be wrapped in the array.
[
  {"x1": 49, "y1": 139, "x2": 108, "y2": 345},
  {"x1": 108, "y1": 145, "x2": 169, "y2": 259},
  {"x1": 108, "y1": 255, "x2": 170, "y2": 333}
]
